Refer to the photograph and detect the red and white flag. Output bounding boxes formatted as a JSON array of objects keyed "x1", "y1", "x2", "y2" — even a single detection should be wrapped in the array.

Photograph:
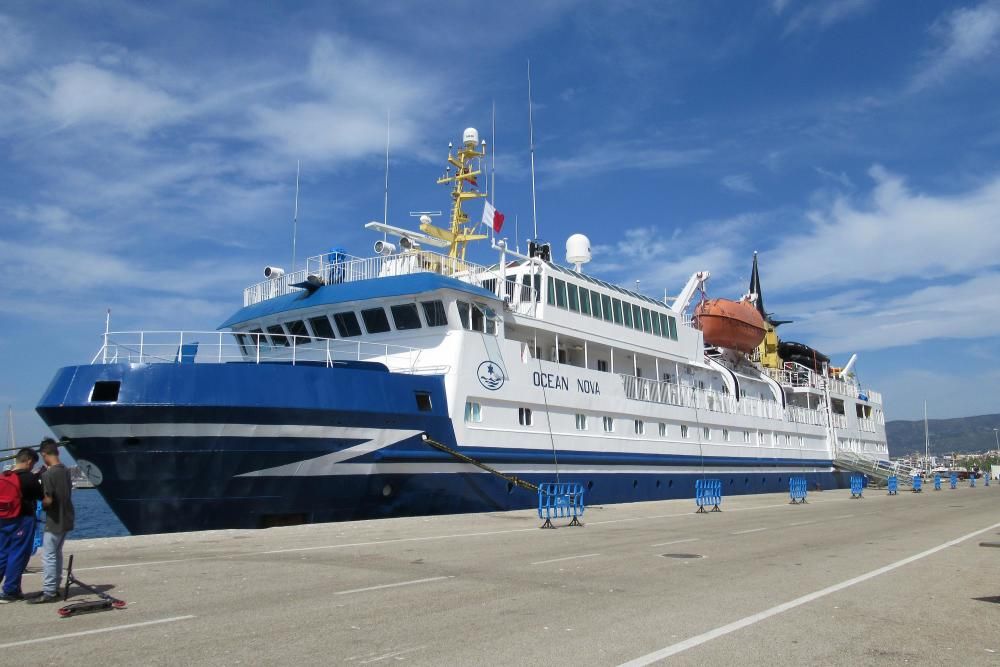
[{"x1": 482, "y1": 201, "x2": 505, "y2": 233}]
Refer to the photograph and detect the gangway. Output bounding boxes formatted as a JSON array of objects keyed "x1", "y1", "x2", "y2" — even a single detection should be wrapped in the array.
[{"x1": 833, "y1": 450, "x2": 923, "y2": 488}]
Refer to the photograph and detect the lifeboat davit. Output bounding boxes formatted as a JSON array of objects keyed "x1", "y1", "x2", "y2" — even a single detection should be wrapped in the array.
[{"x1": 694, "y1": 298, "x2": 767, "y2": 353}]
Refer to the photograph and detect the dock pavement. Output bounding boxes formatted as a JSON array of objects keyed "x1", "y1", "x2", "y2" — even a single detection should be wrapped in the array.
[{"x1": 2, "y1": 484, "x2": 999, "y2": 665}]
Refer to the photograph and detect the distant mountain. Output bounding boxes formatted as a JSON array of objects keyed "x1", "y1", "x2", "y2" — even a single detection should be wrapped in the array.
[{"x1": 886, "y1": 413, "x2": 1000, "y2": 457}]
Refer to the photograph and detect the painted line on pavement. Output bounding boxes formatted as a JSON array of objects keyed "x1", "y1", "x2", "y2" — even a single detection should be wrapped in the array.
[
  {"x1": 618, "y1": 519, "x2": 1000, "y2": 666},
  {"x1": 335, "y1": 576, "x2": 454, "y2": 596},
  {"x1": 731, "y1": 527, "x2": 768, "y2": 535},
  {"x1": 787, "y1": 520, "x2": 817, "y2": 527},
  {"x1": 531, "y1": 553, "x2": 601, "y2": 566},
  {"x1": 0, "y1": 615, "x2": 196, "y2": 649},
  {"x1": 651, "y1": 538, "x2": 699, "y2": 547}
]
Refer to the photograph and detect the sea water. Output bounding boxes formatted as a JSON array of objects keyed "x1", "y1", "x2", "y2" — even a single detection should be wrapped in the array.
[{"x1": 67, "y1": 489, "x2": 129, "y2": 539}]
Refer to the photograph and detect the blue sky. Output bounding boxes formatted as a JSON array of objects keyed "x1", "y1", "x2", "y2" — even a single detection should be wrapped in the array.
[{"x1": 3, "y1": 0, "x2": 1000, "y2": 443}]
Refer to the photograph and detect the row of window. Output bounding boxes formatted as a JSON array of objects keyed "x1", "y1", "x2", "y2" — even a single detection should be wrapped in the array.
[
  {"x1": 235, "y1": 300, "x2": 449, "y2": 351},
  {"x1": 546, "y1": 276, "x2": 679, "y2": 341},
  {"x1": 465, "y1": 402, "x2": 808, "y2": 445}
]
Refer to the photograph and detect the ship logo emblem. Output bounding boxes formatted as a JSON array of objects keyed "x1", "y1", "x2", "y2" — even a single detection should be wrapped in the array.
[{"x1": 477, "y1": 361, "x2": 506, "y2": 391}]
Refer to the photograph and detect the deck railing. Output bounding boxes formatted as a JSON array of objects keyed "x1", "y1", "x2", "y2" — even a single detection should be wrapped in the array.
[
  {"x1": 243, "y1": 250, "x2": 494, "y2": 307},
  {"x1": 621, "y1": 374, "x2": 828, "y2": 425},
  {"x1": 93, "y1": 331, "x2": 431, "y2": 374}
]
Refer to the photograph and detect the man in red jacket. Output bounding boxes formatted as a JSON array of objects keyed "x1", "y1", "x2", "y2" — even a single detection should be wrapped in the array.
[{"x1": 0, "y1": 448, "x2": 43, "y2": 603}]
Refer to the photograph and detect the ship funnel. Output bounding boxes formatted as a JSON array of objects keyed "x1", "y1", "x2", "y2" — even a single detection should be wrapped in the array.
[
  {"x1": 264, "y1": 266, "x2": 285, "y2": 279},
  {"x1": 374, "y1": 240, "x2": 397, "y2": 256}
]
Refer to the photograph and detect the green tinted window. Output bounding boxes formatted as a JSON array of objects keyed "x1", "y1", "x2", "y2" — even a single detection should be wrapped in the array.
[
  {"x1": 547, "y1": 276, "x2": 555, "y2": 305},
  {"x1": 555, "y1": 279, "x2": 567, "y2": 308},
  {"x1": 632, "y1": 304, "x2": 642, "y2": 329},
  {"x1": 623, "y1": 301, "x2": 634, "y2": 328},
  {"x1": 568, "y1": 283, "x2": 580, "y2": 312},
  {"x1": 668, "y1": 316, "x2": 678, "y2": 340},
  {"x1": 641, "y1": 308, "x2": 652, "y2": 333},
  {"x1": 590, "y1": 290, "x2": 603, "y2": 319},
  {"x1": 579, "y1": 287, "x2": 591, "y2": 315},
  {"x1": 659, "y1": 313, "x2": 670, "y2": 338},
  {"x1": 651, "y1": 310, "x2": 661, "y2": 336},
  {"x1": 601, "y1": 294, "x2": 613, "y2": 322},
  {"x1": 612, "y1": 299, "x2": 623, "y2": 325}
]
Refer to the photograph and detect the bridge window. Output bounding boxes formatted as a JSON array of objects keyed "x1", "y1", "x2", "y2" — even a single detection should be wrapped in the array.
[
  {"x1": 681, "y1": 424, "x2": 689, "y2": 438},
  {"x1": 457, "y1": 301, "x2": 471, "y2": 329},
  {"x1": 601, "y1": 294, "x2": 613, "y2": 322},
  {"x1": 247, "y1": 328, "x2": 265, "y2": 350},
  {"x1": 641, "y1": 308, "x2": 653, "y2": 333},
  {"x1": 333, "y1": 312, "x2": 362, "y2": 338},
  {"x1": 464, "y1": 401, "x2": 482, "y2": 423},
  {"x1": 575, "y1": 414, "x2": 588, "y2": 431},
  {"x1": 234, "y1": 333, "x2": 250, "y2": 356},
  {"x1": 650, "y1": 311, "x2": 661, "y2": 336},
  {"x1": 612, "y1": 299, "x2": 624, "y2": 325},
  {"x1": 308, "y1": 316, "x2": 335, "y2": 339},
  {"x1": 658, "y1": 422, "x2": 666, "y2": 437},
  {"x1": 555, "y1": 279, "x2": 567, "y2": 308},
  {"x1": 286, "y1": 319, "x2": 309, "y2": 344},
  {"x1": 266, "y1": 324, "x2": 289, "y2": 347},
  {"x1": 568, "y1": 283, "x2": 580, "y2": 312},
  {"x1": 546, "y1": 276, "x2": 555, "y2": 305},
  {"x1": 391, "y1": 304, "x2": 422, "y2": 331},
  {"x1": 590, "y1": 290, "x2": 603, "y2": 319},
  {"x1": 668, "y1": 315, "x2": 678, "y2": 340},
  {"x1": 623, "y1": 301, "x2": 634, "y2": 328},
  {"x1": 361, "y1": 307, "x2": 391, "y2": 334},
  {"x1": 631, "y1": 304, "x2": 642, "y2": 330},
  {"x1": 603, "y1": 416, "x2": 615, "y2": 433},
  {"x1": 421, "y1": 300, "x2": 448, "y2": 327},
  {"x1": 634, "y1": 419, "x2": 644, "y2": 435},
  {"x1": 519, "y1": 407, "x2": 533, "y2": 426},
  {"x1": 579, "y1": 287, "x2": 592, "y2": 315}
]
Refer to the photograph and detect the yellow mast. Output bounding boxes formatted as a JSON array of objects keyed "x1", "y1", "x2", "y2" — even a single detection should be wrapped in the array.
[{"x1": 422, "y1": 128, "x2": 488, "y2": 261}]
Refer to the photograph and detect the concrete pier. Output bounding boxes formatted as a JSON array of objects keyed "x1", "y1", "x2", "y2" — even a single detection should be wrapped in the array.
[{"x1": 3, "y1": 485, "x2": 998, "y2": 665}]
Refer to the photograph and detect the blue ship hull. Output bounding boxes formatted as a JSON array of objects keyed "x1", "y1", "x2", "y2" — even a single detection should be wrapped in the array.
[{"x1": 37, "y1": 362, "x2": 845, "y2": 535}]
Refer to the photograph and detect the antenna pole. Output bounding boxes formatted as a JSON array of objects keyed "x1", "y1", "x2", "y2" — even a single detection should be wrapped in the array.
[
  {"x1": 6, "y1": 405, "x2": 13, "y2": 450},
  {"x1": 292, "y1": 160, "x2": 300, "y2": 272},
  {"x1": 490, "y1": 100, "x2": 496, "y2": 244},
  {"x1": 515, "y1": 214, "x2": 520, "y2": 254},
  {"x1": 103, "y1": 307, "x2": 111, "y2": 364},
  {"x1": 383, "y1": 109, "x2": 390, "y2": 241},
  {"x1": 527, "y1": 59, "x2": 539, "y2": 240}
]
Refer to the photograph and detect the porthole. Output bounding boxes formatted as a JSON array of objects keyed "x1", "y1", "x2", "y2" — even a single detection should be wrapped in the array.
[{"x1": 382, "y1": 484, "x2": 392, "y2": 497}]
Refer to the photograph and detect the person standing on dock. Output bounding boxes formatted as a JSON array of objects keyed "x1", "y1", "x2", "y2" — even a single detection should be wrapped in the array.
[
  {"x1": 0, "y1": 448, "x2": 43, "y2": 603},
  {"x1": 27, "y1": 440, "x2": 74, "y2": 605}
]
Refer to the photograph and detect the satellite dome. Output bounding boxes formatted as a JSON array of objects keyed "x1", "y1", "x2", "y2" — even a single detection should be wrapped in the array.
[
  {"x1": 566, "y1": 234, "x2": 592, "y2": 270},
  {"x1": 463, "y1": 128, "x2": 479, "y2": 146}
]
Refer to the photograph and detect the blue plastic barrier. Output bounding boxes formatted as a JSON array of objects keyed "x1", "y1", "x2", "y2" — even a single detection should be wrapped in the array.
[
  {"x1": 934, "y1": 474, "x2": 942, "y2": 491},
  {"x1": 912, "y1": 475, "x2": 923, "y2": 493},
  {"x1": 850, "y1": 475, "x2": 864, "y2": 499},
  {"x1": 695, "y1": 478, "x2": 723, "y2": 513},
  {"x1": 789, "y1": 477, "x2": 808, "y2": 504},
  {"x1": 538, "y1": 482, "x2": 585, "y2": 528},
  {"x1": 950, "y1": 472, "x2": 958, "y2": 489},
  {"x1": 30, "y1": 500, "x2": 43, "y2": 556},
  {"x1": 887, "y1": 476, "x2": 898, "y2": 495},
  {"x1": 970, "y1": 474, "x2": 976, "y2": 488}
]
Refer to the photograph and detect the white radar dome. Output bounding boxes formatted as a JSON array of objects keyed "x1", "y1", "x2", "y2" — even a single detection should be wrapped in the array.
[
  {"x1": 463, "y1": 127, "x2": 479, "y2": 146},
  {"x1": 566, "y1": 234, "x2": 592, "y2": 270}
]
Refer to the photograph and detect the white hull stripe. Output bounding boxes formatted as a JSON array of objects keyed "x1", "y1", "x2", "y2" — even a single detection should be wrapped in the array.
[{"x1": 53, "y1": 423, "x2": 420, "y2": 441}]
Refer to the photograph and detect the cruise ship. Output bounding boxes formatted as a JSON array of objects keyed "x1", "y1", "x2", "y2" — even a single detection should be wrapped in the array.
[{"x1": 36, "y1": 127, "x2": 888, "y2": 535}]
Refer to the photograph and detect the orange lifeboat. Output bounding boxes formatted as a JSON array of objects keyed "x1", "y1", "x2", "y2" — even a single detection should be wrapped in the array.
[{"x1": 694, "y1": 298, "x2": 767, "y2": 353}]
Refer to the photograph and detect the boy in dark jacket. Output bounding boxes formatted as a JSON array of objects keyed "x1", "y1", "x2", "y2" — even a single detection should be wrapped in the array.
[{"x1": 0, "y1": 448, "x2": 43, "y2": 603}]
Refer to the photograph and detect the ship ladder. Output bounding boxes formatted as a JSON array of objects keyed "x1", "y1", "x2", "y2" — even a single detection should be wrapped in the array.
[{"x1": 421, "y1": 434, "x2": 538, "y2": 493}]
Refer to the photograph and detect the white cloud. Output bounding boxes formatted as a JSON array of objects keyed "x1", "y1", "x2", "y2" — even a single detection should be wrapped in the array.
[
  {"x1": 26, "y1": 62, "x2": 186, "y2": 136},
  {"x1": 783, "y1": 0, "x2": 874, "y2": 34},
  {"x1": 721, "y1": 173, "x2": 757, "y2": 194},
  {"x1": 0, "y1": 15, "x2": 29, "y2": 68},
  {"x1": 764, "y1": 165, "x2": 1000, "y2": 290},
  {"x1": 774, "y1": 272, "x2": 1000, "y2": 354},
  {"x1": 543, "y1": 144, "x2": 711, "y2": 186},
  {"x1": 813, "y1": 166, "x2": 854, "y2": 189},
  {"x1": 244, "y1": 34, "x2": 444, "y2": 164},
  {"x1": 910, "y1": 1, "x2": 1000, "y2": 91}
]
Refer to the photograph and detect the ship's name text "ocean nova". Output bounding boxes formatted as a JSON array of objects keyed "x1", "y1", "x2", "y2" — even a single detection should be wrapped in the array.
[{"x1": 532, "y1": 372, "x2": 600, "y2": 395}]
